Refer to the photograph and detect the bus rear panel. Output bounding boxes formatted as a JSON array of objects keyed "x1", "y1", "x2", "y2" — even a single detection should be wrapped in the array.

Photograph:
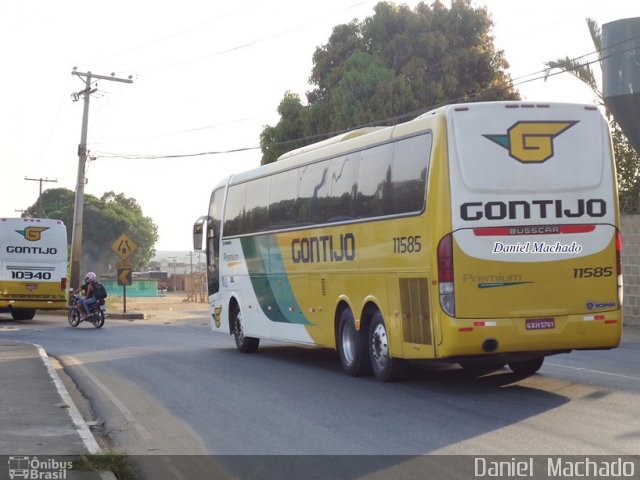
[
  {"x1": 439, "y1": 103, "x2": 622, "y2": 360},
  {"x1": 0, "y1": 218, "x2": 68, "y2": 320}
]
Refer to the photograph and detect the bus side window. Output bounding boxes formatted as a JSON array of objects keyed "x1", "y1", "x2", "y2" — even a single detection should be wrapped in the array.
[
  {"x1": 224, "y1": 183, "x2": 247, "y2": 236},
  {"x1": 297, "y1": 162, "x2": 330, "y2": 225},
  {"x1": 329, "y1": 154, "x2": 359, "y2": 222},
  {"x1": 269, "y1": 169, "x2": 298, "y2": 230},
  {"x1": 244, "y1": 176, "x2": 270, "y2": 233},
  {"x1": 390, "y1": 133, "x2": 432, "y2": 215},
  {"x1": 355, "y1": 144, "x2": 393, "y2": 218}
]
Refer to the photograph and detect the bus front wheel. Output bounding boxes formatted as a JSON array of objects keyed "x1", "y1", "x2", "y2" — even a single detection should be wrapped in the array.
[
  {"x1": 368, "y1": 312, "x2": 405, "y2": 382},
  {"x1": 337, "y1": 308, "x2": 370, "y2": 376},
  {"x1": 232, "y1": 307, "x2": 259, "y2": 353},
  {"x1": 508, "y1": 357, "x2": 544, "y2": 375}
]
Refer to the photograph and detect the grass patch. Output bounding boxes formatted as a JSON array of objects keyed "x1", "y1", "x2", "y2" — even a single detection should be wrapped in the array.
[{"x1": 73, "y1": 453, "x2": 138, "y2": 479}]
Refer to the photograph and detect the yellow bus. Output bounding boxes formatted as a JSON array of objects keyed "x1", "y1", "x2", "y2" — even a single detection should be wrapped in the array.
[
  {"x1": 193, "y1": 101, "x2": 622, "y2": 381},
  {"x1": 0, "y1": 218, "x2": 68, "y2": 320}
]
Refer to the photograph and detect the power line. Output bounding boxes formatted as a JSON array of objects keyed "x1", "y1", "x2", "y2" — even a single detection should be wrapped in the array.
[
  {"x1": 97, "y1": 0, "x2": 263, "y2": 64},
  {"x1": 132, "y1": 1, "x2": 371, "y2": 74},
  {"x1": 90, "y1": 34, "x2": 640, "y2": 161}
]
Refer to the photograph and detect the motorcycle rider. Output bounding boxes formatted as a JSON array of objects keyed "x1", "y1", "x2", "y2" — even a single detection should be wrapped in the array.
[{"x1": 73, "y1": 272, "x2": 98, "y2": 319}]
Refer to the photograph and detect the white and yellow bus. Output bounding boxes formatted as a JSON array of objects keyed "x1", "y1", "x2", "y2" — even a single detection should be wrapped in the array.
[
  {"x1": 193, "y1": 101, "x2": 622, "y2": 381},
  {"x1": 0, "y1": 218, "x2": 68, "y2": 320}
]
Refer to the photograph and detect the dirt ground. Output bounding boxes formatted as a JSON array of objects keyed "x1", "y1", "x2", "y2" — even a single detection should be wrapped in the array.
[{"x1": 106, "y1": 292, "x2": 209, "y2": 321}]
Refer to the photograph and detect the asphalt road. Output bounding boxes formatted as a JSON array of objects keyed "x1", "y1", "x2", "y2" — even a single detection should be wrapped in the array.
[{"x1": 1, "y1": 312, "x2": 639, "y2": 477}]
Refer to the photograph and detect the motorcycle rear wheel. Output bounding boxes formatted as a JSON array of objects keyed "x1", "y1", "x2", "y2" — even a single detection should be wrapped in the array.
[{"x1": 92, "y1": 310, "x2": 105, "y2": 329}]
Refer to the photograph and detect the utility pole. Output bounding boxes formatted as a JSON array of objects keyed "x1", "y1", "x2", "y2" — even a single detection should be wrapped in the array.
[
  {"x1": 24, "y1": 177, "x2": 57, "y2": 218},
  {"x1": 69, "y1": 68, "x2": 133, "y2": 291},
  {"x1": 169, "y1": 257, "x2": 178, "y2": 292},
  {"x1": 188, "y1": 251, "x2": 195, "y2": 274}
]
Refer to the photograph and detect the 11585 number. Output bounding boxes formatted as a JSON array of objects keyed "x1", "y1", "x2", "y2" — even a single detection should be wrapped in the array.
[
  {"x1": 393, "y1": 236, "x2": 422, "y2": 254},
  {"x1": 573, "y1": 267, "x2": 613, "y2": 278}
]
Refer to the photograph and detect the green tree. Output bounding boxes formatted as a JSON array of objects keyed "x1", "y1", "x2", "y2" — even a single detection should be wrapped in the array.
[
  {"x1": 24, "y1": 188, "x2": 158, "y2": 273},
  {"x1": 261, "y1": 0, "x2": 519, "y2": 164},
  {"x1": 260, "y1": 92, "x2": 310, "y2": 165},
  {"x1": 545, "y1": 18, "x2": 640, "y2": 211}
]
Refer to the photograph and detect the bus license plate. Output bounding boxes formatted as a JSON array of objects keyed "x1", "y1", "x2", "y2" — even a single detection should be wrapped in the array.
[{"x1": 525, "y1": 318, "x2": 555, "y2": 330}]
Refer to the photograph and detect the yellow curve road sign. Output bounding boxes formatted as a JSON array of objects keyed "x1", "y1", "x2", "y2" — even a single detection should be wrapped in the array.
[{"x1": 117, "y1": 268, "x2": 132, "y2": 286}]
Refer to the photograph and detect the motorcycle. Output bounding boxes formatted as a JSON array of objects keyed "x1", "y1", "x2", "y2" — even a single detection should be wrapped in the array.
[{"x1": 68, "y1": 293, "x2": 106, "y2": 328}]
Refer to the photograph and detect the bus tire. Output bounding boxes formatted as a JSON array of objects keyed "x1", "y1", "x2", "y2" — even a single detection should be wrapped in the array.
[
  {"x1": 508, "y1": 357, "x2": 544, "y2": 375},
  {"x1": 11, "y1": 309, "x2": 36, "y2": 321},
  {"x1": 368, "y1": 312, "x2": 405, "y2": 382},
  {"x1": 232, "y1": 306, "x2": 259, "y2": 353},
  {"x1": 337, "y1": 308, "x2": 371, "y2": 376}
]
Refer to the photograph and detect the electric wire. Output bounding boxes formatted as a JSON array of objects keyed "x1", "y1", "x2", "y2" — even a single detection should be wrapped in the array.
[{"x1": 92, "y1": 33, "x2": 640, "y2": 161}]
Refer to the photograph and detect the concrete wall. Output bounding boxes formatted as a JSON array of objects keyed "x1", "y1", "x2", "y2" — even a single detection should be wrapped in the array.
[{"x1": 622, "y1": 215, "x2": 640, "y2": 326}]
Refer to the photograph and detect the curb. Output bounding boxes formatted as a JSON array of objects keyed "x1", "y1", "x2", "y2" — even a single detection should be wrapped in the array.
[
  {"x1": 41, "y1": 310, "x2": 146, "y2": 320},
  {"x1": 108, "y1": 312, "x2": 146, "y2": 320},
  {"x1": 34, "y1": 343, "x2": 116, "y2": 480},
  {"x1": 35, "y1": 343, "x2": 102, "y2": 455}
]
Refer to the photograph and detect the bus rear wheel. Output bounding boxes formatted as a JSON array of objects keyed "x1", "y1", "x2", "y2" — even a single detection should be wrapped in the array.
[
  {"x1": 232, "y1": 307, "x2": 259, "y2": 353},
  {"x1": 337, "y1": 308, "x2": 370, "y2": 376},
  {"x1": 11, "y1": 309, "x2": 36, "y2": 321},
  {"x1": 508, "y1": 357, "x2": 544, "y2": 375},
  {"x1": 368, "y1": 312, "x2": 405, "y2": 382}
]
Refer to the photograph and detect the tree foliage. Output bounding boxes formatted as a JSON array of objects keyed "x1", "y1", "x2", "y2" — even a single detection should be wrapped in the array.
[
  {"x1": 545, "y1": 18, "x2": 640, "y2": 211},
  {"x1": 24, "y1": 188, "x2": 158, "y2": 273},
  {"x1": 260, "y1": 0, "x2": 519, "y2": 164}
]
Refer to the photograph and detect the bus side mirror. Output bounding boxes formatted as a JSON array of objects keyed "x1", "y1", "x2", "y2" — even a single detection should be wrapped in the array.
[{"x1": 193, "y1": 216, "x2": 207, "y2": 251}]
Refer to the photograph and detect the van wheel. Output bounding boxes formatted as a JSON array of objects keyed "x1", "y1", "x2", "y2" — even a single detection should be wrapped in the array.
[
  {"x1": 369, "y1": 312, "x2": 405, "y2": 382},
  {"x1": 232, "y1": 307, "x2": 259, "y2": 353},
  {"x1": 337, "y1": 308, "x2": 371, "y2": 376},
  {"x1": 508, "y1": 357, "x2": 544, "y2": 375}
]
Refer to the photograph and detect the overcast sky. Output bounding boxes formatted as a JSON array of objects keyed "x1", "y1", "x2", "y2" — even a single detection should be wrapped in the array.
[{"x1": 1, "y1": 0, "x2": 637, "y2": 251}]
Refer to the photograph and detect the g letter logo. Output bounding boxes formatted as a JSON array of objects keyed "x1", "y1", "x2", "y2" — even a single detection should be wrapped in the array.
[
  {"x1": 484, "y1": 121, "x2": 578, "y2": 163},
  {"x1": 16, "y1": 226, "x2": 49, "y2": 241}
]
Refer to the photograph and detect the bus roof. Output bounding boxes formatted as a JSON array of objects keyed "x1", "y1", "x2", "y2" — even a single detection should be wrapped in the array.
[
  {"x1": 276, "y1": 127, "x2": 387, "y2": 161},
  {"x1": 229, "y1": 101, "x2": 600, "y2": 186},
  {"x1": 1, "y1": 217, "x2": 65, "y2": 225}
]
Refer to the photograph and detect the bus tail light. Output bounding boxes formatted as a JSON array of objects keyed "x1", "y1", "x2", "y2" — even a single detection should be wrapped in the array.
[
  {"x1": 438, "y1": 233, "x2": 455, "y2": 317},
  {"x1": 60, "y1": 277, "x2": 67, "y2": 291},
  {"x1": 616, "y1": 230, "x2": 623, "y2": 305}
]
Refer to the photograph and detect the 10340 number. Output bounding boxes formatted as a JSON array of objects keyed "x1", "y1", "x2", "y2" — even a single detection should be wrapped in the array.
[{"x1": 11, "y1": 271, "x2": 52, "y2": 280}]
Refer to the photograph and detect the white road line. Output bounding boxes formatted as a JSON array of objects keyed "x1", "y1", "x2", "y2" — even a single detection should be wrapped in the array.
[
  {"x1": 546, "y1": 362, "x2": 640, "y2": 382},
  {"x1": 35, "y1": 344, "x2": 102, "y2": 454},
  {"x1": 63, "y1": 355, "x2": 154, "y2": 443}
]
